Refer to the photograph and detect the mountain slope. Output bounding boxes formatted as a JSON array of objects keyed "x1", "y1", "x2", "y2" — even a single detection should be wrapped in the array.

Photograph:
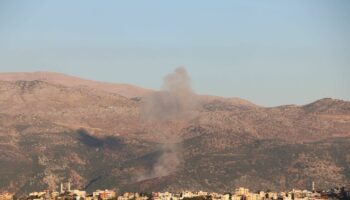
[{"x1": 0, "y1": 77, "x2": 349, "y2": 194}]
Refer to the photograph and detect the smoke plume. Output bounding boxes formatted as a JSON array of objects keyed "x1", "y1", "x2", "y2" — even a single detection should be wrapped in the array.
[
  {"x1": 138, "y1": 67, "x2": 197, "y2": 181},
  {"x1": 143, "y1": 67, "x2": 195, "y2": 121}
]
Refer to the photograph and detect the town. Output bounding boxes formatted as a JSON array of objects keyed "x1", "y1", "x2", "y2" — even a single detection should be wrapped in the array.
[{"x1": 1, "y1": 183, "x2": 349, "y2": 200}]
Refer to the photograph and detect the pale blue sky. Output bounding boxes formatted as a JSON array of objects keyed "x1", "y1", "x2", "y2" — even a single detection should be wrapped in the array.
[{"x1": 0, "y1": 0, "x2": 349, "y2": 106}]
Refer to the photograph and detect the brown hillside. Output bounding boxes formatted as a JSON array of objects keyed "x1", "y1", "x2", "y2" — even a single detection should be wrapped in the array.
[{"x1": 0, "y1": 75, "x2": 349, "y2": 194}]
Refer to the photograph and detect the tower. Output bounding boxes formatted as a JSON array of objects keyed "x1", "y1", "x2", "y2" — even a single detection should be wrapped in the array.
[
  {"x1": 60, "y1": 183, "x2": 64, "y2": 193},
  {"x1": 68, "y1": 182, "x2": 71, "y2": 192},
  {"x1": 312, "y1": 181, "x2": 315, "y2": 192}
]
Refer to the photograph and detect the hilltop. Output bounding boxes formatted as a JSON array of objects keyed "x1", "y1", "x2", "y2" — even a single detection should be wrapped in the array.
[{"x1": 0, "y1": 71, "x2": 153, "y2": 98}]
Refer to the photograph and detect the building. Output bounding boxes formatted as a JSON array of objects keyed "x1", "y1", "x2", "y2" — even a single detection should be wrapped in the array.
[
  {"x1": 234, "y1": 187, "x2": 250, "y2": 196},
  {"x1": 181, "y1": 191, "x2": 195, "y2": 198},
  {"x1": 246, "y1": 193, "x2": 260, "y2": 200},
  {"x1": 93, "y1": 190, "x2": 116, "y2": 200},
  {"x1": 231, "y1": 195, "x2": 241, "y2": 200},
  {"x1": 71, "y1": 189, "x2": 86, "y2": 199},
  {"x1": 0, "y1": 192, "x2": 13, "y2": 200}
]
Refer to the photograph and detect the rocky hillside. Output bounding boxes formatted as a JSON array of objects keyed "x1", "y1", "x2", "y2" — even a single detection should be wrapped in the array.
[{"x1": 0, "y1": 73, "x2": 349, "y2": 194}]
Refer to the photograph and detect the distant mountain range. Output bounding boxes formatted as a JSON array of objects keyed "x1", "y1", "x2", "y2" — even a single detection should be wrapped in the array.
[{"x1": 0, "y1": 72, "x2": 349, "y2": 194}]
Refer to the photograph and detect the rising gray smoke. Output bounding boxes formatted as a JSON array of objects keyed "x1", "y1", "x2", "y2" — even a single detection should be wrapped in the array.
[
  {"x1": 143, "y1": 67, "x2": 195, "y2": 121},
  {"x1": 138, "y1": 67, "x2": 196, "y2": 181}
]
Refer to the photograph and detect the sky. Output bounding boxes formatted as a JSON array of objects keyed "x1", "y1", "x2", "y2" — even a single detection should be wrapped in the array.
[{"x1": 0, "y1": 0, "x2": 349, "y2": 106}]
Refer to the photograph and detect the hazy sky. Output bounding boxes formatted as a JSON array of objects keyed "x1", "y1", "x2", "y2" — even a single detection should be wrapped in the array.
[{"x1": 0, "y1": 0, "x2": 349, "y2": 106}]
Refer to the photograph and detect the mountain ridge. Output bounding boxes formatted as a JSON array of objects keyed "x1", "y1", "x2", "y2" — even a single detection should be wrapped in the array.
[
  {"x1": 0, "y1": 71, "x2": 153, "y2": 98},
  {"x1": 0, "y1": 73, "x2": 349, "y2": 194},
  {"x1": 2, "y1": 71, "x2": 344, "y2": 108}
]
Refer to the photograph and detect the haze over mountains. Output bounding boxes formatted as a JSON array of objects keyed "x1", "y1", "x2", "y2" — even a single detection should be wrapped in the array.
[{"x1": 0, "y1": 71, "x2": 349, "y2": 194}]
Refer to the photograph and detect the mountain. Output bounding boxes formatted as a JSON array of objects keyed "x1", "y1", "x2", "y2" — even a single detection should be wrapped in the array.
[
  {"x1": 0, "y1": 71, "x2": 153, "y2": 98},
  {"x1": 0, "y1": 73, "x2": 349, "y2": 195}
]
